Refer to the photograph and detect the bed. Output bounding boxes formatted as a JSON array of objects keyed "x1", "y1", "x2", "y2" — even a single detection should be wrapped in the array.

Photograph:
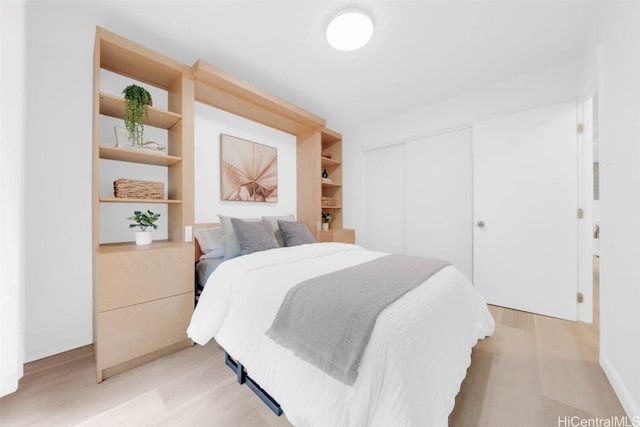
[{"x1": 188, "y1": 223, "x2": 494, "y2": 426}]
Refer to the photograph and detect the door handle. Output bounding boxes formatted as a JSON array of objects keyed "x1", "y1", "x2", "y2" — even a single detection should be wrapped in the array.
[{"x1": 477, "y1": 220, "x2": 485, "y2": 228}]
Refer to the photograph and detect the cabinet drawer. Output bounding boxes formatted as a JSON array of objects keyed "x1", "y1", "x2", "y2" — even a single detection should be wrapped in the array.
[
  {"x1": 316, "y1": 228, "x2": 355, "y2": 244},
  {"x1": 96, "y1": 292, "x2": 192, "y2": 370},
  {"x1": 97, "y1": 244, "x2": 192, "y2": 312}
]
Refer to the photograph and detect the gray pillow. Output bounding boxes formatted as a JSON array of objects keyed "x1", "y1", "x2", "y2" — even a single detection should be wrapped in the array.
[
  {"x1": 231, "y1": 218, "x2": 279, "y2": 256},
  {"x1": 277, "y1": 220, "x2": 316, "y2": 247},
  {"x1": 262, "y1": 214, "x2": 295, "y2": 247},
  {"x1": 218, "y1": 215, "x2": 260, "y2": 260}
]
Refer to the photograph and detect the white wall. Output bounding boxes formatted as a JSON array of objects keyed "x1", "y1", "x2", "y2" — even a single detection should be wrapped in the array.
[
  {"x1": 194, "y1": 102, "x2": 297, "y2": 222},
  {"x1": 0, "y1": 0, "x2": 26, "y2": 396},
  {"x1": 24, "y1": 3, "x2": 97, "y2": 361},
  {"x1": 597, "y1": 2, "x2": 640, "y2": 418}
]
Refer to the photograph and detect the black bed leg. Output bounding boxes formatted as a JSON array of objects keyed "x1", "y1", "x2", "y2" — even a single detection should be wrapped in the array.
[
  {"x1": 225, "y1": 352, "x2": 246, "y2": 384},
  {"x1": 224, "y1": 352, "x2": 282, "y2": 416}
]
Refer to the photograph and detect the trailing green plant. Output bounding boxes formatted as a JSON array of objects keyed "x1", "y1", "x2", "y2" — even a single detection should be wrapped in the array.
[
  {"x1": 322, "y1": 212, "x2": 332, "y2": 224},
  {"x1": 122, "y1": 84, "x2": 152, "y2": 147},
  {"x1": 128, "y1": 210, "x2": 160, "y2": 231}
]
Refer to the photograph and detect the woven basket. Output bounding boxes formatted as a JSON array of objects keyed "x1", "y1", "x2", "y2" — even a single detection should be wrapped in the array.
[{"x1": 114, "y1": 179, "x2": 164, "y2": 200}]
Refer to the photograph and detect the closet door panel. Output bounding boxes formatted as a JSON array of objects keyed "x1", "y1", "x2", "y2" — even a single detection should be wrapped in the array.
[
  {"x1": 363, "y1": 145, "x2": 406, "y2": 253},
  {"x1": 473, "y1": 102, "x2": 578, "y2": 320},
  {"x1": 405, "y1": 129, "x2": 472, "y2": 279}
]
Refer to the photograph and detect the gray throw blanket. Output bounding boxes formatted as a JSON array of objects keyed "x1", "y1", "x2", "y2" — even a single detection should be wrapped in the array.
[{"x1": 265, "y1": 254, "x2": 450, "y2": 385}]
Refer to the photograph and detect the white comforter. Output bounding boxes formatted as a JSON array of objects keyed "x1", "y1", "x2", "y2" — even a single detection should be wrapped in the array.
[{"x1": 188, "y1": 243, "x2": 494, "y2": 427}]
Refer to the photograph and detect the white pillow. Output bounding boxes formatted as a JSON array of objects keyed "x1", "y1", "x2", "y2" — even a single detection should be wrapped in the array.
[{"x1": 194, "y1": 227, "x2": 224, "y2": 259}]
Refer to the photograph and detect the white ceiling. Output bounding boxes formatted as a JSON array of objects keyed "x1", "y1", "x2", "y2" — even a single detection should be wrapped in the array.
[{"x1": 89, "y1": 0, "x2": 604, "y2": 130}]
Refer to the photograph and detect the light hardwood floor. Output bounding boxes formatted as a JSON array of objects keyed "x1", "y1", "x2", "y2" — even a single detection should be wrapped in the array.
[{"x1": 1, "y1": 260, "x2": 626, "y2": 426}]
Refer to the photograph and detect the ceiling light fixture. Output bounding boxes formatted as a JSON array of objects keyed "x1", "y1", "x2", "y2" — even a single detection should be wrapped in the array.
[{"x1": 326, "y1": 10, "x2": 374, "y2": 52}]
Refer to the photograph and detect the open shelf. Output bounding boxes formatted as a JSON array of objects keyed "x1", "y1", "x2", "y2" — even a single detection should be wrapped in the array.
[
  {"x1": 321, "y1": 128, "x2": 342, "y2": 146},
  {"x1": 321, "y1": 157, "x2": 341, "y2": 167},
  {"x1": 99, "y1": 197, "x2": 182, "y2": 204},
  {"x1": 321, "y1": 205, "x2": 342, "y2": 209},
  {"x1": 321, "y1": 182, "x2": 341, "y2": 188},
  {"x1": 100, "y1": 92, "x2": 182, "y2": 129},
  {"x1": 99, "y1": 145, "x2": 181, "y2": 167}
]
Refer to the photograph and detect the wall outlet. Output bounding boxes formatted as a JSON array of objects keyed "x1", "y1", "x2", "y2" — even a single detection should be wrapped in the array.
[{"x1": 185, "y1": 226, "x2": 193, "y2": 243}]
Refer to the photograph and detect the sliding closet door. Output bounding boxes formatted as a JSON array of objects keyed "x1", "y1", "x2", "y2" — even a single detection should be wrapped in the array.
[
  {"x1": 363, "y1": 144, "x2": 406, "y2": 253},
  {"x1": 473, "y1": 102, "x2": 578, "y2": 321},
  {"x1": 405, "y1": 129, "x2": 472, "y2": 279}
]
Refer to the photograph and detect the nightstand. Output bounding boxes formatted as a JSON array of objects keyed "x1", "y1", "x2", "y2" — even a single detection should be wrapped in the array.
[{"x1": 316, "y1": 228, "x2": 355, "y2": 244}]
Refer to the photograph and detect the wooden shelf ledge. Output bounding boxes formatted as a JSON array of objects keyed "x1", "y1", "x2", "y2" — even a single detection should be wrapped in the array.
[
  {"x1": 321, "y1": 157, "x2": 341, "y2": 167},
  {"x1": 321, "y1": 205, "x2": 342, "y2": 209},
  {"x1": 98, "y1": 240, "x2": 191, "y2": 255},
  {"x1": 321, "y1": 182, "x2": 341, "y2": 188},
  {"x1": 192, "y1": 60, "x2": 326, "y2": 136},
  {"x1": 100, "y1": 197, "x2": 182, "y2": 204},
  {"x1": 100, "y1": 93, "x2": 182, "y2": 129},
  {"x1": 99, "y1": 145, "x2": 181, "y2": 167}
]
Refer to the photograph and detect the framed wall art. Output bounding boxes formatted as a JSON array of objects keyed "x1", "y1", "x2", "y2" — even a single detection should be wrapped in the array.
[{"x1": 220, "y1": 134, "x2": 278, "y2": 203}]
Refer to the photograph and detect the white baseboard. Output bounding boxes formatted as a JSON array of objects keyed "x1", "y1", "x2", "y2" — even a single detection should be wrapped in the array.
[{"x1": 601, "y1": 352, "x2": 640, "y2": 419}]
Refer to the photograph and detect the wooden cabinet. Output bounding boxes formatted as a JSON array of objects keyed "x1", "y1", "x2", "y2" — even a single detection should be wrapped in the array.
[
  {"x1": 316, "y1": 229, "x2": 355, "y2": 244},
  {"x1": 92, "y1": 27, "x2": 194, "y2": 382}
]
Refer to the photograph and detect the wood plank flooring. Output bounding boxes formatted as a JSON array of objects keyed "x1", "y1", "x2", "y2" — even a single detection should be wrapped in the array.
[{"x1": 1, "y1": 259, "x2": 626, "y2": 426}]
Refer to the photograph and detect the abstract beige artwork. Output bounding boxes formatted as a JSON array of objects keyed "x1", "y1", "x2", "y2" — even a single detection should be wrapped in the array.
[{"x1": 220, "y1": 134, "x2": 278, "y2": 202}]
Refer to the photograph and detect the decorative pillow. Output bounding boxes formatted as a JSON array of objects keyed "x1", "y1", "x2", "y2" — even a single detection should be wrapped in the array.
[
  {"x1": 231, "y1": 218, "x2": 279, "y2": 256},
  {"x1": 218, "y1": 215, "x2": 260, "y2": 260},
  {"x1": 277, "y1": 220, "x2": 316, "y2": 247},
  {"x1": 262, "y1": 214, "x2": 295, "y2": 247},
  {"x1": 194, "y1": 227, "x2": 224, "y2": 259}
]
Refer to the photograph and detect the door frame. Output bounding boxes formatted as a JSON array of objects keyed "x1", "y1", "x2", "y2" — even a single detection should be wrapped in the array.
[{"x1": 577, "y1": 97, "x2": 595, "y2": 323}]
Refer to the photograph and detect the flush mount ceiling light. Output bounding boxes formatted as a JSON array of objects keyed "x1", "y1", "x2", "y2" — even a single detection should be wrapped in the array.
[{"x1": 326, "y1": 10, "x2": 374, "y2": 52}]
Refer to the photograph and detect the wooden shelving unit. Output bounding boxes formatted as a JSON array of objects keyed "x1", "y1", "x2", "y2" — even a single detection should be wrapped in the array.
[
  {"x1": 92, "y1": 27, "x2": 194, "y2": 383},
  {"x1": 190, "y1": 59, "x2": 353, "y2": 242},
  {"x1": 91, "y1": 26, "x2": 357, "y2": 384},
  {"x1": 320, "y1": 129, "x2": 345, "y2": 230}
]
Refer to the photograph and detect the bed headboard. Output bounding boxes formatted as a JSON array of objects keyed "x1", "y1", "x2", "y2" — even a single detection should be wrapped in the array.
[{"x1": 193, "y1": 223, "x2": 221, "y2": 262}]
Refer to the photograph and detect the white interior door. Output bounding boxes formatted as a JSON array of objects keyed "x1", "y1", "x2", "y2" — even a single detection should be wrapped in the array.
[
  {"x1": 364, "y1": 144, "x2": 406, "y2": 253},
  {"x1": 405, "y1": 129, "x2": 472, "y2": 280},
  {"x1": 473, "y1": 102, "x2": 578, "y2": 321}
]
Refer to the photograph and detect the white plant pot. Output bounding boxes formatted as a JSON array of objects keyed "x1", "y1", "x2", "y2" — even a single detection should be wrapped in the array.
[
  {"x1": 135, "y1": 230, "x2": 152, "y2": 246},
  {"x1": 322, "y1": 223, "x2": 329, "y2": 231}
]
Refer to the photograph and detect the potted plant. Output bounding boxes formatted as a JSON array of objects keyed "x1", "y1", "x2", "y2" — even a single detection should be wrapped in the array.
[
  {"x1": 321, "y1": 212, "x2": 332, "y2": 231},
  {"x1": 128, "y1": 210, "x2": 160, "y2": 245},
  {"x1": 122, "y1": 84, "x2": 152, "y2": 147}
]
